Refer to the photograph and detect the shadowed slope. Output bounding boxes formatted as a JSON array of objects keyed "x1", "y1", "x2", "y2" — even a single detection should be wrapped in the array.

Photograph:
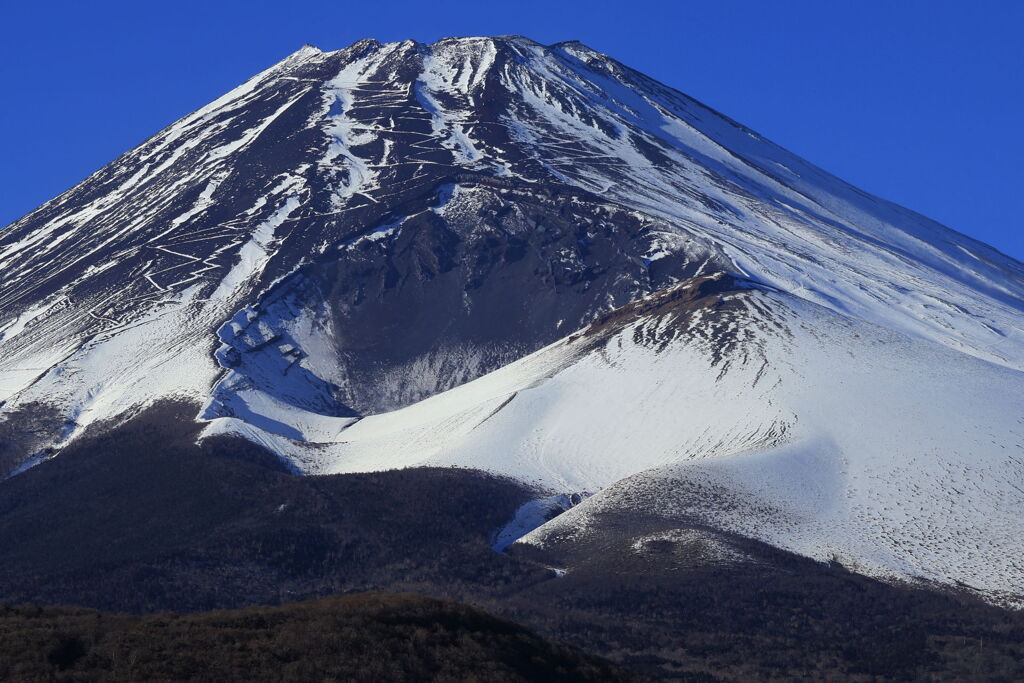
[{"x1": 0, "y1": 592, "x2": 643, "y2": 682}]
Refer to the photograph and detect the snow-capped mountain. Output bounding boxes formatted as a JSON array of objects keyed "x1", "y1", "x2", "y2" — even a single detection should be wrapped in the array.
[{"x1": 1, "y1": 37, "x2": 1022, "y2": 602}]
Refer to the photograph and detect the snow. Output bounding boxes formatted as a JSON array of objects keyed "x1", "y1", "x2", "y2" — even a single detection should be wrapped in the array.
[
  {"x1": 206, "y1": 91, "x2": 309, "y2": 162},
  {"x1": 517, "y1": 292, "x2": 1024, "y2": 601},
  {"x1": 492, "y1": 494, "x2": 586, "y2": 552},
  {"x1": 209, "y1": 193, "x2": 300, "y2": 300},
  {"x1": 630, "y1": 529, "x2": 752, "y2": 565},
  {"x1": 319, "y1": 43, "x2": 412, "y2": 203},
  {"x1": 416, "y1": 57, "x2": 485, "y2": 165},
  {"x1": 0, "y1": 298, "x2": 62, "y2": 343},
  {"x1": 3, "y1": 285, "x2": 223, "y2": 448},
  {"x1": 201, "y1": 292, "x2": 358, "y2": 444}
]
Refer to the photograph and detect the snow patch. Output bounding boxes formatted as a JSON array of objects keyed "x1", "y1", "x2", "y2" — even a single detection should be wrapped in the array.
[{"x1": 492, "y1": 493, "x2": 588, "y2": 552}]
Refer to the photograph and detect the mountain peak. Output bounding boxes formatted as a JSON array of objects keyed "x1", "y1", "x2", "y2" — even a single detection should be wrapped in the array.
[{"x1": 1, "y1": 33, "x2": 1022, "y2": 605}]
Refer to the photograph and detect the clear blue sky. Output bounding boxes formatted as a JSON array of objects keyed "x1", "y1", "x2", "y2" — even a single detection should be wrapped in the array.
[{"x1": 2, "y1": 0, "x2": 1021, "y2": 259}]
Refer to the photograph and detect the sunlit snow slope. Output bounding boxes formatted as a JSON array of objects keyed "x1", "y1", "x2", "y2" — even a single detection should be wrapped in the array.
[{"x1": 1, "y1": 37, "x2": 1022, "y2": 601}]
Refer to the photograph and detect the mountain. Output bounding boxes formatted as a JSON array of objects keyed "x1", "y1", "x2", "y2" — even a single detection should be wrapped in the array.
[{"x1": 0, "y1": 35, "x2": 1022, "y2": 610}]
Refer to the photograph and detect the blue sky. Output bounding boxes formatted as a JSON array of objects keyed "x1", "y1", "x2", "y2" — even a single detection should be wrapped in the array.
[{"x1": 2, "y1": 0, "x2": 1021, "y2": 259}]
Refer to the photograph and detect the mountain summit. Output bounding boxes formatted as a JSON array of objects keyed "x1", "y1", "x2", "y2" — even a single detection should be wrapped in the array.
[{"x1": 1, "y1": 37, "x2": 1022, "y2": 603}]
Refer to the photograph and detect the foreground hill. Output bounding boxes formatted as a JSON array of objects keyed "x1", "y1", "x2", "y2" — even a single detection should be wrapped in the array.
[{"x1": 0, "y1": 592, "x2": 642, "y2": 682}]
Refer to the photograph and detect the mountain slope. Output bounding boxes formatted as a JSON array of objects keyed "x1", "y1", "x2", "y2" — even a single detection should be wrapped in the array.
[
  {"x1": 0, "y1": 36, "x2": 1022, "y2": 604},
  {"x1": 2, "y1": 406, "x2": 1022, "y2": 681},
  {"x1": 207, "y1": 272, "x2": 1024, "y2": 600}
]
